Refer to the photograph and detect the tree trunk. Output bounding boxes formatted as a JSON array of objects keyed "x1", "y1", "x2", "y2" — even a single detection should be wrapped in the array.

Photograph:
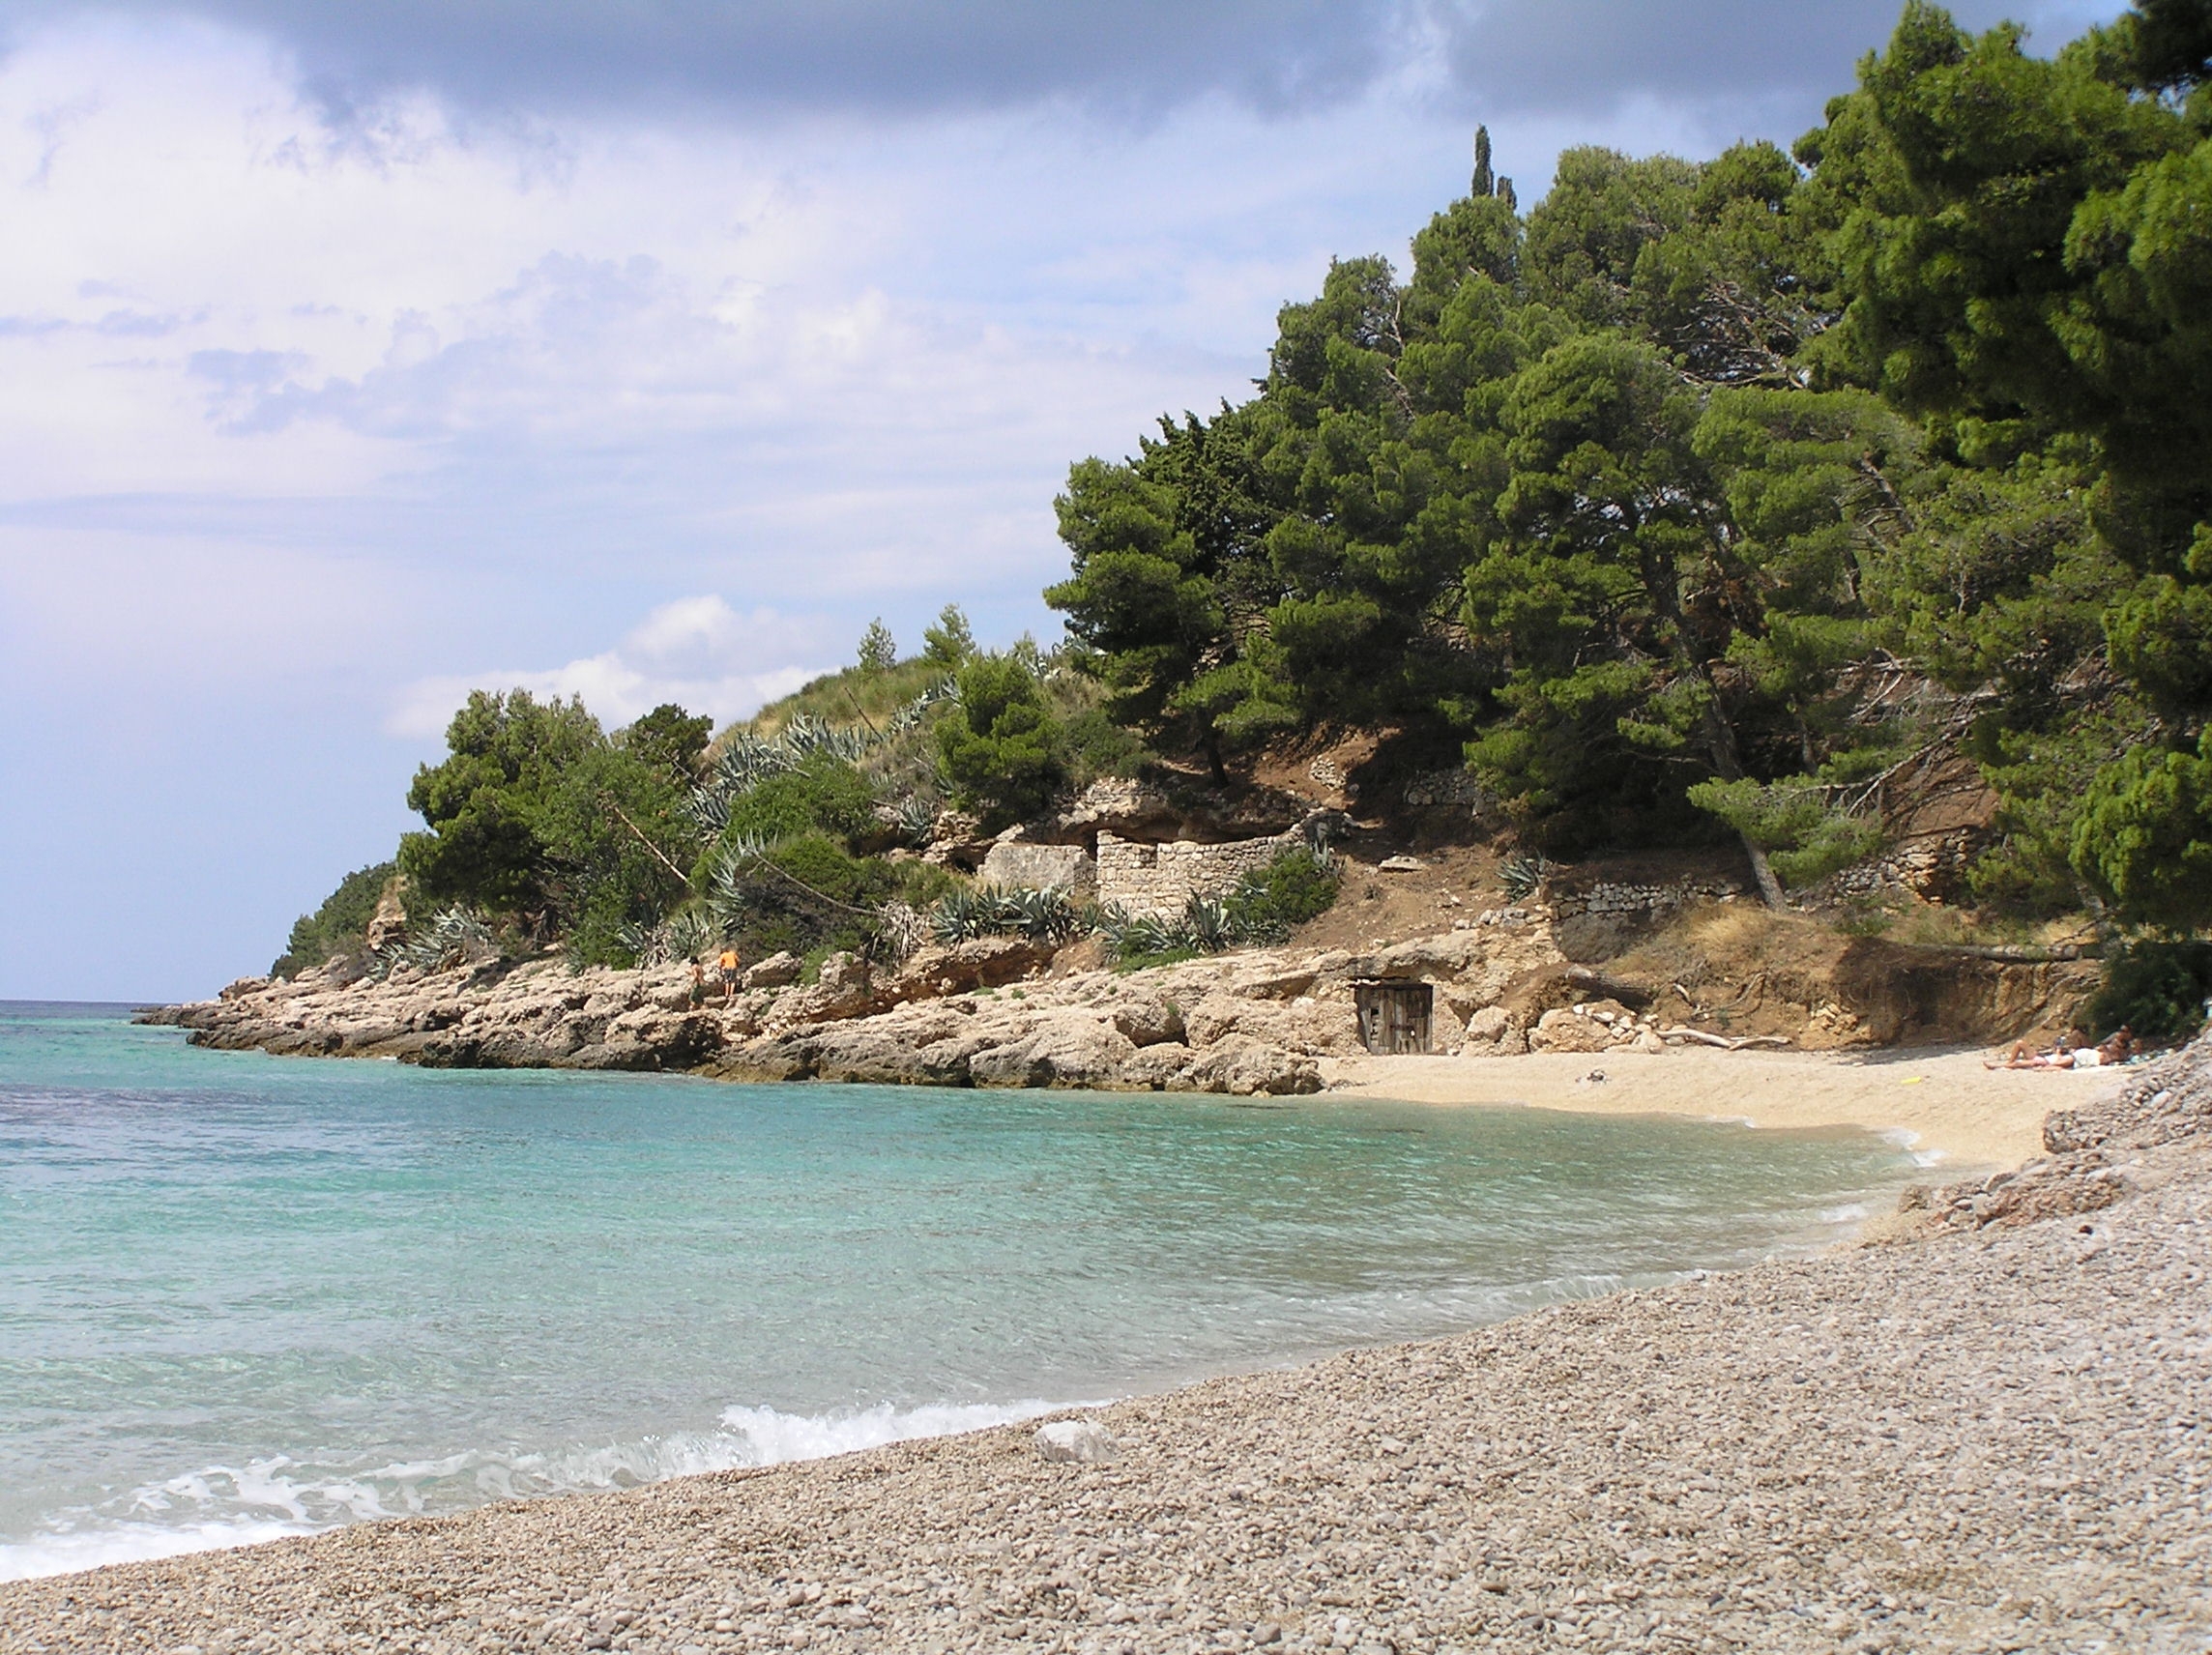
[
  {"x1": 1739, "y1": 834, "x2": 1788, "y2": 912},
  {"x1": 1696, "y1": 685, "x2": 1788, "y2": 912}
]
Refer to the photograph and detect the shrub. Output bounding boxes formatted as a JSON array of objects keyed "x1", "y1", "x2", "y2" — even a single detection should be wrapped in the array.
[
  {"x1": 1062, "y1": 708, "x2": 1154, "y2": 784},
  {"x1": 936, "y1": 653, "x2": 1067, "y2": 828},
  {"x1": 1225, "y1": 847, "x2": 1341, "y2": 941},
  {"x1": 718, "y1": 755, "x2": 879, "y2": 847},
  {"x1": 2084, "y1": 942, "x2": 2212, "y2": 1044}
]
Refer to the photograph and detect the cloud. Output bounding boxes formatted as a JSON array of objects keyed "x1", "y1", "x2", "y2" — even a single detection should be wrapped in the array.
[
  {"x1": 385, "y1": 595, "x2": 831, "y2": 738},
  {"x1": 7, "y1": 1, "x2": 1402, "y2": 119},
  {"x1": 1, "y1": 0, "x2": 2122, "y2": 131}
]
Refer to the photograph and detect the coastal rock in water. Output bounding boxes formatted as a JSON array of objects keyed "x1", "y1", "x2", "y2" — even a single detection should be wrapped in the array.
[
  {"x1": 971, "y1": 1012, "x2": 1139, "y2": 1089},
  {"x1": 1034, "y1": 1419, "x2": 1120, "y2": 1464},
  {"x1": 1173, "y1": 1035, "x2": 1323, "y2": 1096},
  {"x1": 1121, "y1": 1041, "x2": 1195, "y2": 1089}
]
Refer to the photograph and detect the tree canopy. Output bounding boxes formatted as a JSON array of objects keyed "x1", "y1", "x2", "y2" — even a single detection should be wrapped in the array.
[{"x1": 1048, "y1": 15, "x2": 2212, "y2": 928}]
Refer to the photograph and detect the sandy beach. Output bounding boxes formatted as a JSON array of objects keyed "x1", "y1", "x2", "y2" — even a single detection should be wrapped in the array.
[
  {"x1": 1324, "y1": 1044, "x2": 2120, "y2": 1172},
  {"x1": 4, "y1": 1040, "x2": 2203, "y2": 1655}
]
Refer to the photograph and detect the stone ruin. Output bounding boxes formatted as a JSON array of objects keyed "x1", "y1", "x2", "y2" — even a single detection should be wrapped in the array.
[
  {"x1": 975, "y1": 822, "x2": 1319, "y2": 919},
  {"x1": 1093, "y1": 827, "x2": 1308, "y2": 918}
]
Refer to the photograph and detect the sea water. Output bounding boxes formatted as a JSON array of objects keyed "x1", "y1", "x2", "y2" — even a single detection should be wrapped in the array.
[{"x1": 0, "y1": 1001, "x2": 1914, "y2": 1581}]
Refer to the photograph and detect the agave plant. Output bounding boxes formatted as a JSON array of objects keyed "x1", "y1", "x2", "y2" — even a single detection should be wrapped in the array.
[
  {"x1": 1175, "y1": 893, "x2": 1240, "y2": 953},
  {"x1": 929, "y1": 886, "x2": 991, "y2": 944},
  {"x1": 780, "y1": 712, "x2": 874, "y2": 765},
  {"x1": 704, "y1": 832, "x2": 779, "y2": 933},
  {"x1": 891, "y1": 793, "x2": 940, "y2": 848},
  {"x1": 371, "y1": 906, "x2": 496, "y2": 977},
  {"x1": 1499, "y1": 854, "x2": 1556, "y2": 901},
  {"x1": 1006, "y1": 886, "x2": 1086, "y2": 942},
  {"x1": 886, "y1": 677, "x2": 959, "y2": 735},
  {"x1": 617, "y1": 907, "x2": 722, "y2": 967}
]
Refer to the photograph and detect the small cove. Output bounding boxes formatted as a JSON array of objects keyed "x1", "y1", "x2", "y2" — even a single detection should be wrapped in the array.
[{"x1": 0, "y1": 1001, "x2": 1917, "y2": 1581}]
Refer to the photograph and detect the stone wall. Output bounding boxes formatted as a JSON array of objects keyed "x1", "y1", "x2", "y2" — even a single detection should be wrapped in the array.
[
  {"x1": 1549, "y1": 874, "x2": 1743, "y2": 920},
  {"x1": 1096, "y1": 828, "x2": 1303, "y2": 918},
  {"x1": 977, "y1": 841, "x2": 1095, "y2": 894}
]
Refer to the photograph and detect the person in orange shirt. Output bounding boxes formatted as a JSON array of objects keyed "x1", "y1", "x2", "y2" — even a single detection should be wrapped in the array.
[{"x1": 717, "y1": 944, "x2": 741, "y2": 1006}]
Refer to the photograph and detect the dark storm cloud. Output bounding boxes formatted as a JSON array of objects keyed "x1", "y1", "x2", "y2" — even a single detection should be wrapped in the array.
[{"x1": 7, "y1": 0, "x2": 2110, "y2": 120}]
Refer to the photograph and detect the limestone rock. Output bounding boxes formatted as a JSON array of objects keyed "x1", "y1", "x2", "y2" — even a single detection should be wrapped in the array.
[
  {"x1": 1034, "y1": 1419, "x2": 1120, "y2": 1464},
  {"x1": 742, "y1": 952, "x2": 802, "y2": 990},
  {"x1": 1111, "y1": 994, "x2": 1186, "y2": 1047},
  {"x1": 1121, "y1": 1042, "x2": 1195, "y2": 1089},
  {"x1": 1173, "y1": 1035, "x2": 1323, "y2": 1096},
  {"x1": 816, "y1": 951, "x2": 870, "y2": 994},
  {"x1": 880, "y1": 937, "x2": 1054, "y2": 1004},
  {"x1": 1462, "y1": 1005, "x2": 1511, "y2": 1045},
  {"x1": 1528, "y1": 1007, "x2": 1615, "y2": 1054}
]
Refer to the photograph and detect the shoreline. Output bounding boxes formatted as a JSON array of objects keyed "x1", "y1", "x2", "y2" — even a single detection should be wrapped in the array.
[
  {"x1": 2, "y1": 1035, "x2": 2203, "y2": 1652},
  {"x1": 1324, "y1": 1043, "x2": 2123, "y2": 1172},
  {"x1": 2, "y1": 1040, "x2": 2204, "y2": 1650}
]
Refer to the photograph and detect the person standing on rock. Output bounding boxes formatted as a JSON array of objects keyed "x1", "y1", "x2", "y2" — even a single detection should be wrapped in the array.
[
  {"x1": 717, "y1": 944, "x2": 741, "y2": 1006},
  {"x1": 687, "y1": 958, "x2": 707, "y2": 1010}
]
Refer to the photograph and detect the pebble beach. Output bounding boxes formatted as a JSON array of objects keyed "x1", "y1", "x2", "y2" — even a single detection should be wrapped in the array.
[{"x1": 4, "y1": 1042, "x2": 2207, "y2": 1655}]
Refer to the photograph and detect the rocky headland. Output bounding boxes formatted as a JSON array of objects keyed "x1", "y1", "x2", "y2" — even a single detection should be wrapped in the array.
[
  {"x1": 145, "y1": 910, "x2": 1585, "y2": 1098},
  {"x1": 144, "y1": 856, "x2": 2107, "y2": 1105}
]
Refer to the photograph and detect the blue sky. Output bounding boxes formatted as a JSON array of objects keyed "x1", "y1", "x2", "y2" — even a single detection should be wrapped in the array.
[{"x1": 0, "y1": 0, "x2": 2118, "y2": 1001}]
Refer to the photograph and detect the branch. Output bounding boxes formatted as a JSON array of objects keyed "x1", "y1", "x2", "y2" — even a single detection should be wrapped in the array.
[{"x1": 598, "y1": 793, "x2": 692, "y2": 883}]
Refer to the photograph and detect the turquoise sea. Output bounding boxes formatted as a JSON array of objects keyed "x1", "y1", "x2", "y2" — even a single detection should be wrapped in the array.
[{"x1": 0, "y1": 1001, "x2": 1918, "y2": 1582}]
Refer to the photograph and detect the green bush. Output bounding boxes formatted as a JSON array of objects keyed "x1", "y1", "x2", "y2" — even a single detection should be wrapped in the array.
[
  {"x1": 1226, "y1": 848, "x2": 1341, "y2": 941},
  {"x1": 273, "y1": 861, "x2": 396, "y2": 976},
  {"x1": 719, "y1": 754, "x2": 879, "y2": 847},
  {"x1": 1062, "y1": 707, "x2": 1154, "y2": 784},
  {"x1": 704, "y1": 831, "x2": 948, "y2": 962},
  {"x1": 2084, "y1": 943, "x2": 2212, "y2": 1044},
  {"x1": 937, "y1": 653, "x2": 1067, "y2": 828}
]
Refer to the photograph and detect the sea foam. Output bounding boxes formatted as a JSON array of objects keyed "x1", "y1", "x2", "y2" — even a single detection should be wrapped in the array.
[{"x1": 0, "y1": 1399, "x2": 1062, "y2": 1583}]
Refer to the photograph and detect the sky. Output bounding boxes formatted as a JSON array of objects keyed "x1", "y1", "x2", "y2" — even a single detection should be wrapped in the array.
[{"x1": 0, "y1": 0, "x2": 2121, "y2": 1002}]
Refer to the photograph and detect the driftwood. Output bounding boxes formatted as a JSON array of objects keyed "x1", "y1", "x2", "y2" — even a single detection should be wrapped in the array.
[
  {"x1": 1921, "y1": 943, "x2": 2099, "y2": 965},
  {"x1": 1660, "y1": 1027, "x2": 1793, "y2": 1052}
]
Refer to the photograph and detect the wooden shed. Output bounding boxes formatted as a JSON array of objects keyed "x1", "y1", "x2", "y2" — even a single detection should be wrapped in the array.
[{"x1": 1353, "y1": 980, "x2": 1434, "y2": 1055}]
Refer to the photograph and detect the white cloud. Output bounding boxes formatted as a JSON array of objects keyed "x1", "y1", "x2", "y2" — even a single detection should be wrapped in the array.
[{"x1": 385, "y1": 595, "x2": 830, "y2": 738}]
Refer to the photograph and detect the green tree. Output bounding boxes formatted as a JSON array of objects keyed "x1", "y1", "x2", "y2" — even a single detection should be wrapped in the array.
[
  {"x1": 935, "y1": 653, "x2": 1067, "y2": 827},
  {"x1": 619, "y1": 703, "x2": 713, "y2": 784},
  {"x1": 399, "y1": 689, "x2": 605, "y2": 918},
  {"x1": 857, "y1": 619, "x2": 897, "y2": 675},
  {"x1": 1800, "y1": 0, "x2": 2212, "y2": 923},
  {"x1": 920, "y1": 604, "x2": 976, "y2": 667},
  {"x1": 273, "y1": 861, "x2": 395, "y2": 976}
]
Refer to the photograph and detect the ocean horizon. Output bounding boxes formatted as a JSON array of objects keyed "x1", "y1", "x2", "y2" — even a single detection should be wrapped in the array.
[{"x1": 0, "y1": 999, "x2": 1917, "y2": 1582}]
